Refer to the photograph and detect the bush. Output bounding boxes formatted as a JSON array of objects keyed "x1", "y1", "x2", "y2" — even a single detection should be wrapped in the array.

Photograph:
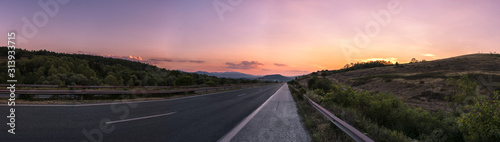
[
  {"x1": 341, "y1": 60, "x2": 393, "y2": 72},
  {"x1": 298, "y1": 87, "x2": 307, "y2": 95},
  {"x1": 458, "y1": 91, "x2": 500, "y2": 141},
  {"x1": 104, "y1": 75, "x2": 120, "y2": 86},
  {"x1": 322, "y1": 83, "x2": 450, "y2": 140},
  {"x1": 308, "y1": 76, "x2": 333, "y2": 93},
  {"x1": 204, "y1": 80, "x2": 217, "y2": 87},
  {"x1": 288, "y1": 79, "x2": 300, "y2": 86},
  {"x1": 175, "y1": 75, "x2": 195, "y2": 86},
  {"x1": 446, "y1": 75, "x2": 478, "y2": 112}
]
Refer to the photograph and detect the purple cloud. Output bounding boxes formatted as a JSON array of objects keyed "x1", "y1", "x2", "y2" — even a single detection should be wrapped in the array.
[
  {"x1": 274, "y1": 63, "x2": 287, "y2": 67},
  {"x1": 287, "y1": 70, "x2": 309, "y2": 73},
  {"x1": 226, "y1": 61, "x2": 264, "y2": 70}
]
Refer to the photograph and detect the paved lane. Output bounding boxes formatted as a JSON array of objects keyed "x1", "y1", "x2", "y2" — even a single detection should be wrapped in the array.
[{"x1": 0, "y1": 84, "x2": 283, "y2": 142}]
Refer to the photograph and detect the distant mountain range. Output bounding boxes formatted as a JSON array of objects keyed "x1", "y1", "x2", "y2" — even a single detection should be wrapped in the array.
[
  {"x1": 257, "y1": 74, "x2": 295, "y2": 82},
  {"x1": 194, "y1": 71, "x2": 260, "y2": 79},
  {"x1": 193, "y1": 71, "x2": 295, "y2": 82}
]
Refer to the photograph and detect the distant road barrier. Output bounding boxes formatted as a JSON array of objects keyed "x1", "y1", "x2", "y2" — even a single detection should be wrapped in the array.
[
  {"x1": 0, "y1": 84, "x2": 266, "y2": 95},
  {"x1": 0, "y1": 84, "x2": 209, "y2": 89},
  {"x1": 304, "y1": 94, "x2": 374, "y2": 142}
]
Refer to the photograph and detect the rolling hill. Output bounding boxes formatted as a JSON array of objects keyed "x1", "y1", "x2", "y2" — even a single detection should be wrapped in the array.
[
  {"x1": 258, "y1": 74, "x2": 294, "y2": 82},
  {"x1": 295, "y1": 53, "x2": 500, "y2": 111}
]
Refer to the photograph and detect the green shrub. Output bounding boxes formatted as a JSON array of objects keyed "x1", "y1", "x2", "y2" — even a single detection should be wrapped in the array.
[
  {"x1": 298, "y1": 87, "x2": 307, "y2": 95},
  {"x1": 204, "y1": 80, "x2": 217, "y2": 86},
  {"x1": 322, "y1": 83, "x2": 451, "y2": 140},
  {"x1": 288, "y1": 79, "x2": 300, "y2": 86},
  {"x1": 458, "y1": 91, "x2": 500, "y2": 141},
  {"x1": 446, "y1": 75, "x2": 478, "y2": 112},
  {"x1": 308, "y1": 76, "x2": 333, "y2": 93}
]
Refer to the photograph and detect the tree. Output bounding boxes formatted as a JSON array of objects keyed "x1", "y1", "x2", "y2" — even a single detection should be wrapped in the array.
[
  {"x1": 446, "y1": 75, "x2": 478, "y2": 113},
  {"x1": 69, "y1": 74, "x2": 88, "y2": 85},
  {"x1": 76, "y1": 64, "x2": 96, "y2": 77},
  {"x1": 36, "y1": 76, "x2": 46, "y2": 85},
  {"x1": 458, "y1": 91, "x2": 500, "y2": 141},
  {"x1": 48, "y1": 65, "x2": 58, "y2": 76},
  {"x1": 205, "y1": 80, "x2": 217, "y2": 87},
  {"x1": 321, "y1": 72, "x2": 330, "y2": 78},
  {"x1": 410, "y1": 58, "x2": 418, "y2": 63},
  {"x1": 88, "y1": 76, "x2": 100, "y2": 85},
  {"x1": 127, "y1": 79, "x2": 135, "y2": 87},
  {"x1": 165, "y1": 76, "x2": 176, "y2": 86},
  {"x1": 104, "y1": 75, "x2": 119, "y2": 86},
  {"x1": 36, "y1": 66, "x2": 46, "y2": 76},
  {"x1": 176, "y1": 75, "x2": 195, "y2": 86},
  {"x1": 129, "y1": 75, "x2": 141, "y2": 86},
  {"x1": 308, "y1": 76, "x2": 333, "y2": 94},
  {"x1": 57, "y1": 66, "x2": 68, "y2": 74},
  {"x1": 46, "y1": 75, "x2": 64, "y2": 85}
]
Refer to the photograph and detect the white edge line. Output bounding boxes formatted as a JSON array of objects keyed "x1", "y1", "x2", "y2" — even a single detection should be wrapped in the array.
[
  {"x1": 105, "y1": 112, "x2": 177, "y2": 125},
  {"x1": 237, "y1": 93, "x2": 247, "y2": 97},
  {"x1": 0, "y1": 85, "x2": 276, "y2": 107},
  {"x1": 218, "y1": 83, "x2": 286, "y2": 142}
]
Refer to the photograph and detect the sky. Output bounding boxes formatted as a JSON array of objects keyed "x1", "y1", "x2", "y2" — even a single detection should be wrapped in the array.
[{"x1": 1, "y1": 0, "x2": 499, "y2": 76}]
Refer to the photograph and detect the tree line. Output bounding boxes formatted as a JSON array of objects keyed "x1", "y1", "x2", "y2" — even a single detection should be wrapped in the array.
[{"x1": 0, "y1": 47, "x2": 263, "y2": 86}]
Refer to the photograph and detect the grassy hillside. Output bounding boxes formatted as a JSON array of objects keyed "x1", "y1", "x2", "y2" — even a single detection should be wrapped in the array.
[
  {"x1": 290, "y1": 53, "x2": 500, "y2": 141},
  {"x1": 301, "y1": 54, "x2": 500, "y2": 111},
  {"x1": 0, "y1": 47, "x2": 262, "y2": 86}
]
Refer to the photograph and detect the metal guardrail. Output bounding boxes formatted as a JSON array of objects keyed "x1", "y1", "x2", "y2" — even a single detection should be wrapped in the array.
[
  {"x1": 304, "y1": 94, "x2": 374, "y2": 142},
  {"x1": 0, "y1": 84, "x2": 208, "y2": 89},
  {"x1": 0, "y1": 85, "x2": 258, "y2": 95}
]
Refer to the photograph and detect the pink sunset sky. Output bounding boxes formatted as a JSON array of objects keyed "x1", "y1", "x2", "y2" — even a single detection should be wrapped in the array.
[{"x1": 1, "y1": 0, "x2": 499, "y2": 76}]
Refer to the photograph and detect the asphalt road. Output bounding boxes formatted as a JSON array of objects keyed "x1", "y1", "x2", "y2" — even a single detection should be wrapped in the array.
[{"x1": 0, "y1": 84, "x2": 284, "y2": 142}]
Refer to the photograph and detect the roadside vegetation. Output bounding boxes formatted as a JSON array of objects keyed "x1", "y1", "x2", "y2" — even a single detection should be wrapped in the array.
[
  {"x1": 289, "y1": 74, "x2": 500, "y2": 141},
  {"x1": 0, "y1": 47, "x2": 277, "y2": 102},
  {"x1": 337, "y1": 60, "x2": 394, "y2": 73},
  {"x1": 0, "y1": 47, "x2": 265, "y2": 86},
  {"x1": 288, "y1": 83, "x2": 354, "y2": 142}
]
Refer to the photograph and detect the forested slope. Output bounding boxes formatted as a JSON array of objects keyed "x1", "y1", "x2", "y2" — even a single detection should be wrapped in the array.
[{"x1": 0, "y1": 47, "x2": 259, "y2": 86}]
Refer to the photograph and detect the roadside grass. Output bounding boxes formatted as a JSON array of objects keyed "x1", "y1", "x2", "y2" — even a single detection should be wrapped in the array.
[
  {"x1": 300, "y1": 74, "x2": 500, "y2": 141},
  {"x1": 319, "y1": 83, "x2": 464, "y2": 141},
  {"x1": 288, "y1": 85, "x2": 353, "y2": 142},
  {"x1": 294, "y1": 85, "x2": 415, "y2": 142}
]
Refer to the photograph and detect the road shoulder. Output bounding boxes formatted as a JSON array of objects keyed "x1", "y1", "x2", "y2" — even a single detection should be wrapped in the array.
[{"x1": 229, "y1": 83, "x2": 311, "y2": 142}]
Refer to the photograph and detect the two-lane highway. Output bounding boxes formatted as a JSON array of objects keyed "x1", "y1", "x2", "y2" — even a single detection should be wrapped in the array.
[{"x1": 0, "y1": 84, "x2": 284, "y2": 142}]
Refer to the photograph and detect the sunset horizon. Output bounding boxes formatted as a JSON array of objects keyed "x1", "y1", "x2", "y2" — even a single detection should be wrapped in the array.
[
  {"x1": 2, "y1": 0, "x2": 499, "y2": 76},
  {"x1": 2, "y1": 1, "x2": 500, "y2": 141}
]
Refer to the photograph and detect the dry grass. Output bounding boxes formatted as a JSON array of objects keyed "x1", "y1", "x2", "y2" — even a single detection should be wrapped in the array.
[{"x1": 298, "y1": 54, "x2": 500, "y2": 111}]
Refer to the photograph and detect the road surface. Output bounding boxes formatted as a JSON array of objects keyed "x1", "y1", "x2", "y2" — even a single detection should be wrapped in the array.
[
  {"x1": 228, "y1": 83, "x2": 311, "y2": 142},
  {"x1": 0, "y1": 83, "x2": 309, "y2": 142}
]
